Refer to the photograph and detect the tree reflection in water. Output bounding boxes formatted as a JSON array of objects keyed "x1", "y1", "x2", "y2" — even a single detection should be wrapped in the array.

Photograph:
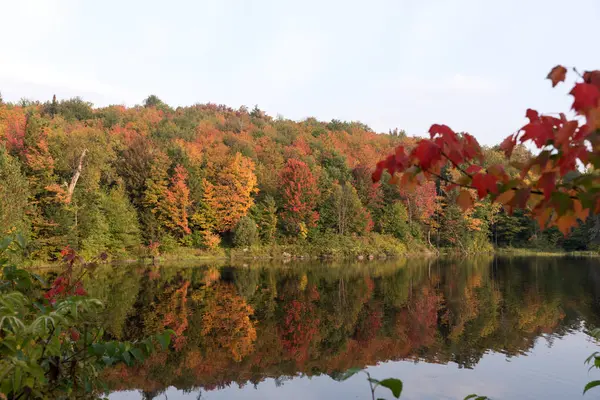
[{"x1": 72, "y1": 256, "x2": 600, "y2": 397}]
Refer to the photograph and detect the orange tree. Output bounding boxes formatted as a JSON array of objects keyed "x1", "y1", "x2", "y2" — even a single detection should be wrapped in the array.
[{"x1": 373, "y1": 66, "x2": 600, "y2": 236}]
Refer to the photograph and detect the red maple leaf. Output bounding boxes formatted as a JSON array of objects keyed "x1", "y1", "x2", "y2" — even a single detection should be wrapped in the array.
[
  {"x1": 546, "y1": 65, "x2": 567, "y2": 87},
  {"x1": 538, "y1": 172, "x2": 557, "y2": 199},
  {"x1": 462, "y1": 134, "x2": 482, "y2": 161},
  {"x1": 500, "y1": 134, "x2": 517, "y2": 158},
  {"x1": 466, "y1": 165, "x2": 483, "y2": 174},
  {"x1": 471, "y1": 173, "x2": 498, "y2": 199},
  {"x1": 570, "y1": 83, "x2": 600, "y2": 113},
  {"x1": 413, "y1": 140, "x2": 441, "y2": 170},
  {"x1": 429, "y1": 124, "x2": 457, "y2": 141},
  {"x1": 526, "y1": 108, "x2": 539, "y2": 122},
  {"x1": 372, "y1": 165, "x2": 383, "y2": 183},
  {"x1": 583, "y1": 70, "x2": 600, "y2": 90},
  {"x1": 394, "y1": 146, "x2": 409, "y2": 168},
  {"x1": 520, "y1": 115, "x2": 558, "y2": 148}
]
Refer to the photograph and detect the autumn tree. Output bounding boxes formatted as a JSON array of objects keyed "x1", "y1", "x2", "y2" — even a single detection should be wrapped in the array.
[
  {"x1": 200, "y1": 283, "x2": 257, "y2": 362},
  {"x1": 352, "y1": 164, "x2": 383, "y2": 212},
  {"x1": 163, "y1": 165, "x2": 191, "y2": 237},
  {"x1": 142, "y1": 149, "x2": 172, "y2": 241},
  {"x1": 399, "y1": 181, "x2": 437, "y2": 225},
  {"x1": 278, "y1": 158, "x2": 320, "y2": 236},
  {"x1": 202, "y1": 152, "x2": 258, "y2": 232}
]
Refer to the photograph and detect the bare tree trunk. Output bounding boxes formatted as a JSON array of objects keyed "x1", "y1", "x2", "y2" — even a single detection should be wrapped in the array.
[{"x1": 65, "y1": 149, "x2": 88, "y2": 204}]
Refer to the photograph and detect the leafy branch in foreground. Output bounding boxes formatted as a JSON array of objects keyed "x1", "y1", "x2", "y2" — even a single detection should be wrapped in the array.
[
  {"x1": 374, "y1": 67, "x2": 600, "y2": 236},
  {"x1": 335, "y1": 367, "x2": 491, "y2": 400},
  {"x1": 583, "y1": 328, "x2": 600, "y2": 395},
  {"x1": 335, "y1": 367, "x2": 402, "y2": 400},
  {"x1": 0, "y1": 234, "x2": 174, "y2": 399},
  {"x1": 371, "y1": 65, "x2": 600, "y2": 398}
]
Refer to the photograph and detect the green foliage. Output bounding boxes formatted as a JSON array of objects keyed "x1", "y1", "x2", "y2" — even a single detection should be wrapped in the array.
[
  {"x1": 0, "y1": 234, "x2": 172, "y2": 399},
  {"x1": 337, "y1": 368, "x2": 402, "y2": 399},
  {"x1": 233, "y1": 216, "x2": 259, "y2": 248},
  {"x1": 252, "y1": 196, "x2": 278, "y2": 244},
  {"x1": 56, "y1": 97, "x2": 94, "y2": 121},
  {"x1": 584, "y1": 328, "x2": 600, "y2": 395},
  {"x1": 100, "y1": 187, "x2": 141, "y2": 257},
  {"x1": 0, "y1": 147, "x2": 29, "y2": 237},
  {"x1": 378, "y1": 202, "x2": 410, "y2": 240},
  {"x1": 320, "y1": 183, "x2": 371, "y2": 235},
  {"x1": 493, "y1": 209, "x2": 531, "y2": 247}
]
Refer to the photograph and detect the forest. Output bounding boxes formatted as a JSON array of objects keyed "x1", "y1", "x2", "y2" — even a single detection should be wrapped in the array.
[
  {"x1": 0, "y1": 92, "x2": 598, "y2": 262},
  {"x1": 2, "y1": 65, "x2": 600, "y2": 399}
]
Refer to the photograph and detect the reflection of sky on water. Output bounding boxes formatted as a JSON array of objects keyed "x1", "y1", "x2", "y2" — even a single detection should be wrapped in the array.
[{"x1": 110, "y1": 330, "x2": 599, "y2": 400}]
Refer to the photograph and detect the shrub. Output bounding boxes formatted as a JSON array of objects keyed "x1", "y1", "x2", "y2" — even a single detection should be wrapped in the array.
[{"x1": 233, "y1": 217, "x2": 259, "y2": 247}]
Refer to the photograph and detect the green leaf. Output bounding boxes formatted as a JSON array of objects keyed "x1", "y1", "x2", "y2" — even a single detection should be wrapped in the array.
[
  {"x1": 156, "y1": 332, "x2": 172, "y2": 350},
  {"x1": 377, "y1": 378, "x2": 403, "y2": 398},
  {"x1": 13, "y1": 365, "x2": 22, "y2": 391},
  {"x1": 14, "y1": 233, "x2": 26, "y2": 249},
  {"x1": 586, "y1": 352, "x2": 600, "y2": 365},
  {"x1": 464, "y1": 395, "x2": 478, "y2": 400},
  {"x1": 584, "y1": 380, "x2": 600, "y2": 395},
  {"x1": 105, "y1": 342, "x2": 117, "y2": 357},
  {"x1": 335, "y1": 367, "x2": 362, "y2": 381},
  {"x1": 33, "y1": 302, "x2": 47, "y2": 314},
  {"x1": 71, "y1": 302, "x2": 78, "y2": 319},
  {"x1": 27, "y1": 363, "x2": 45, "y2": 381},
  {"x1": 90, "y1": 343, "x2": 105, "y2": 356},
  {"x1": 0, "y1": 237, "x2": 12, "y2": 252},
  {"x1": 1, "y1": 336, "x2": 18, "y2": 353},
  {"x1": 1, "y1": 378, "x2": 12, "y2": 395},
  {"x1": 122, "y1": 350, "x2": 132, "y2": 366},
  {"x1": 130, "y1": 348, "x2": 145, "y2": 363}
]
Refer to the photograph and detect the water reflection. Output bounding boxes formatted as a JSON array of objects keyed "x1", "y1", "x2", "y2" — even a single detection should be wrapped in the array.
[{"x1": 79, "y1": 257, "x2": 600, "y2": 399}]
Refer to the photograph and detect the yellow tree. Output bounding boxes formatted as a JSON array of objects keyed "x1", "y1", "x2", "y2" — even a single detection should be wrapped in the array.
[
  {"x1": 202, "y1": 152, "x2": 258, "y2": 232},
  {"x1": 200, "y1": 282, "x2": 257, "y2": 361}
]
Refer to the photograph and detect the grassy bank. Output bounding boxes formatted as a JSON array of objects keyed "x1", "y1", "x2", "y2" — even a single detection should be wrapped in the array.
[
  {"x1": 135, "y1": 233, "x2": 434, "y2": 264},
  {"x1": 25, "y1": 238, "x2": 600, "y2": 270},
  {"x1": 495, "y1": 247, "x2": 600, "y2": 257},
  {"x1": 228, "y1": 233, "x2": 435, "y2": 260}
]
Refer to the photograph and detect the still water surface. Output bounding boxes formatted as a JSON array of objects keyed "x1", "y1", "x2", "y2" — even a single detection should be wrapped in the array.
[{"x1": 81, "y1": 257, "x2": 600, "y2": 399}]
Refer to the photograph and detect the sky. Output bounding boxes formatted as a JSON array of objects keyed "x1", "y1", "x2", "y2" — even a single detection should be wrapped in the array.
[{"x1": 0, "y1": 0, "x2": 598, "y2": 145}]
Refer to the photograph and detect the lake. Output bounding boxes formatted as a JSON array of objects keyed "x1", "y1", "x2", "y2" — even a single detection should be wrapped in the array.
[{"x1": 79, "y1": 256, "x2": 600, "y2": 399}]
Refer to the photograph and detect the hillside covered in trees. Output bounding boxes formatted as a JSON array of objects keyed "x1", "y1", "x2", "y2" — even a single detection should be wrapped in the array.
[{"x1": 0, "y1": 94, "x2": 597, "y2": 261}]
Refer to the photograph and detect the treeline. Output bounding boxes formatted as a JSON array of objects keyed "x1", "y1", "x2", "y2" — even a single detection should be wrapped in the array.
[{"x1": 0, "y1": 94, "x2": 598, "y2": 260}]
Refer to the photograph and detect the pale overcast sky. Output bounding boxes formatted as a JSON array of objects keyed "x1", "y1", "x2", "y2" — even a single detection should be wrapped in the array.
[{"x1": 0, "y1": 0, "x2": 598, "y2": 144}]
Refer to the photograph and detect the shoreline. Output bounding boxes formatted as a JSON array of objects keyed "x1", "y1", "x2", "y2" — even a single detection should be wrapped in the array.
[{"x1": 23, "y1": 243, "x2": 599, "y2": 270}]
